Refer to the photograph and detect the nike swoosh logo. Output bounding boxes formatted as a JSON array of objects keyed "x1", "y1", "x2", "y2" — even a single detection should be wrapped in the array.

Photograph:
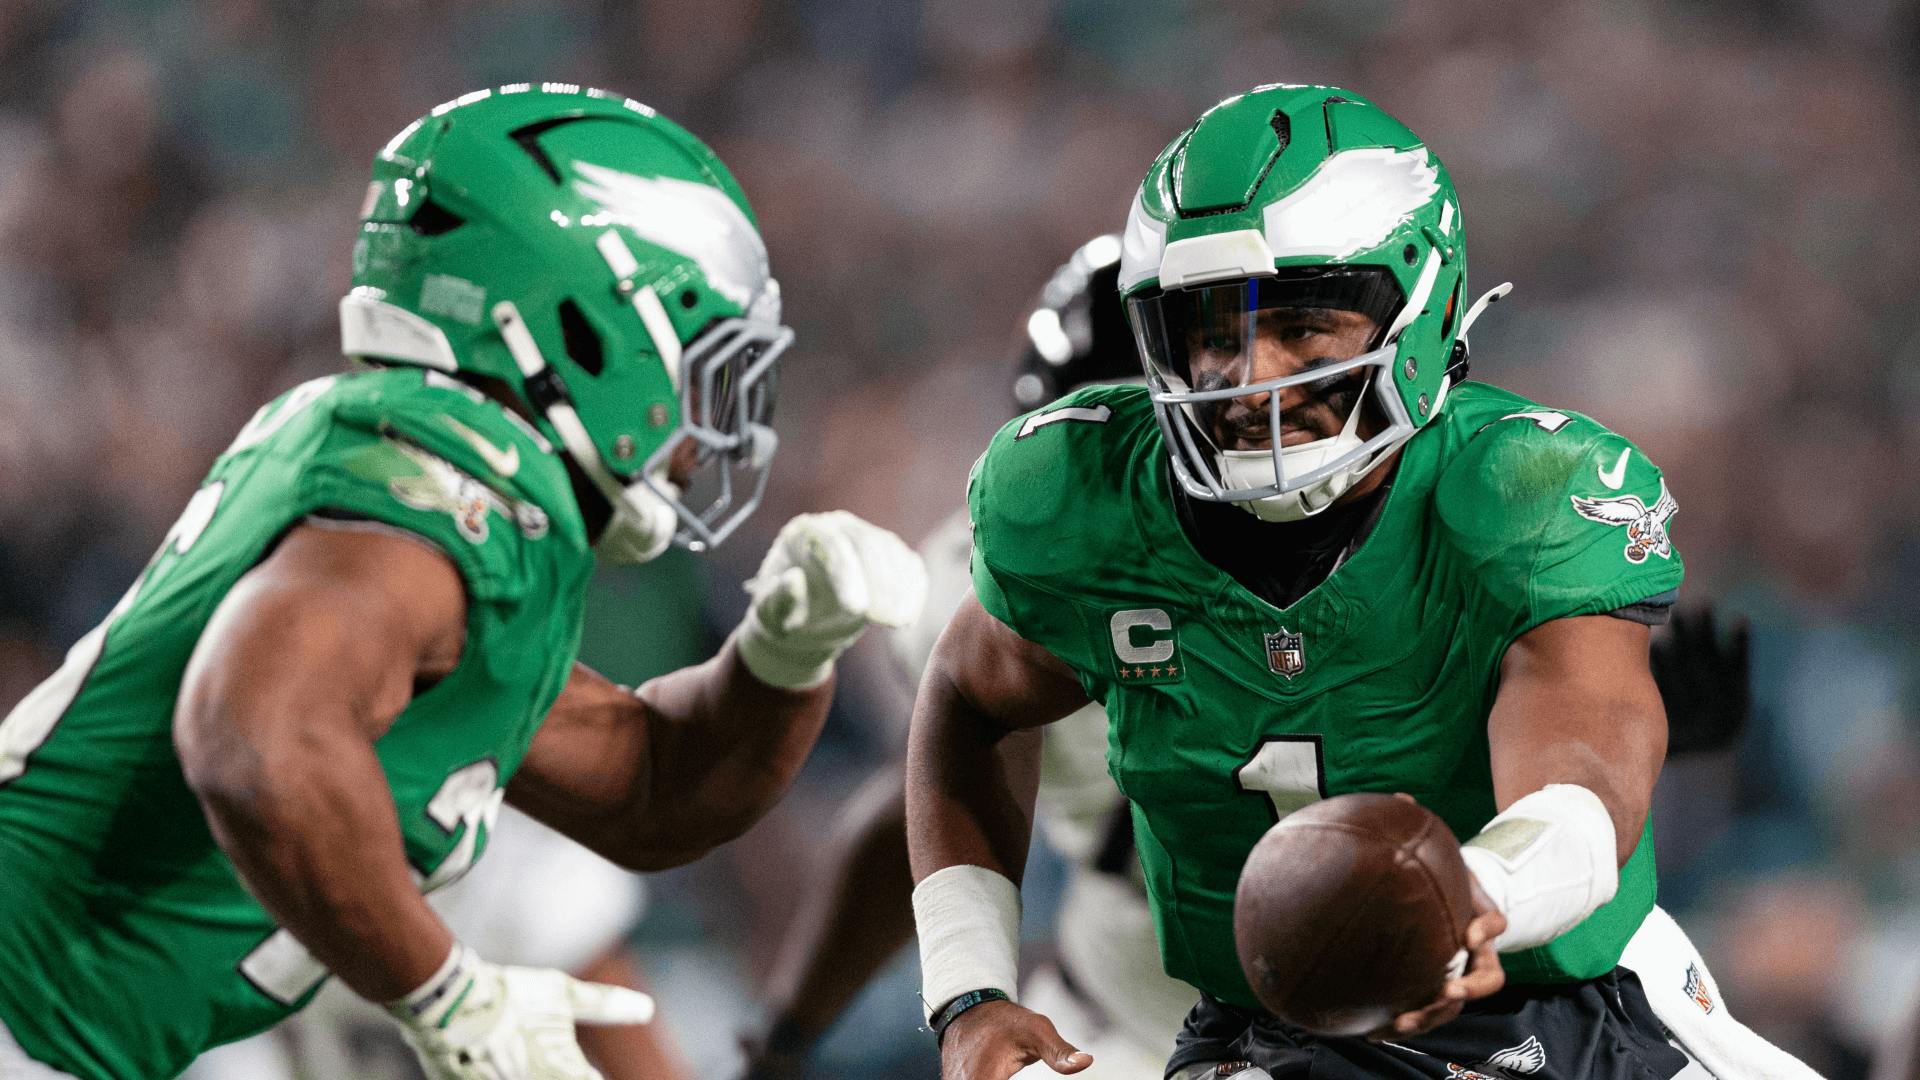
[
  {"x1": 1598, "y1": 447, "x2": 1630, "y2": 490},
  {"x1": 442, "y1": 416, "x2": 519, "y2": 478}
]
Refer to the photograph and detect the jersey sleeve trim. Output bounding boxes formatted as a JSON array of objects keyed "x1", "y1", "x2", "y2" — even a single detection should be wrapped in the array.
[
  {"x1": 297, "y1": 456, "x2": 524, "y2": 605},
  {"x1": 1515, "y1": 435, "x2": 1684, "y2": 639},
  {"x1": 1606, "y1": 587, "x2": 1679, "y2": 627},
  {"x1": 299, "y1": 511, "x2": 479, "y2": 582}
]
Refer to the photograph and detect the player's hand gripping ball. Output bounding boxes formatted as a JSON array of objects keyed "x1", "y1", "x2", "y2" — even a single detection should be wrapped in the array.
[{"x1": 1233, "y1": 793, "x2": 1481, "y2": 1036}]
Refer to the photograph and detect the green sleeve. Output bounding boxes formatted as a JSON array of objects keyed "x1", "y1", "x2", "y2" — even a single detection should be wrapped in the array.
[
  {"x1": 1522, "y1": 432, "x2": 1683, "y2": 630},
  {"x1": 1437, "y1": 418, "x2": 1683, "y2": 639},
  {"x1": 964, "y1": 422, "x2": 1109, "y2": 687},
  {"x1": 290, "y1": 419, "x2": 536, "y2": 606}
]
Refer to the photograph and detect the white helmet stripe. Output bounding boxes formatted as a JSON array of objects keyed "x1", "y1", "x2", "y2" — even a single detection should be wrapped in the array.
[
  {"x1": 1382, "y1": 247, "x2": 1442, "y2": 344},
  {"x1": 593, "y1": 229, "x2": 686, "y2": 393}
]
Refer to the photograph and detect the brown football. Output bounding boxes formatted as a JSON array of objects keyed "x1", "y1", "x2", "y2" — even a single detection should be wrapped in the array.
[{"x1": 1232, "y1": 793, "x2": 1475, "y2": 1035}]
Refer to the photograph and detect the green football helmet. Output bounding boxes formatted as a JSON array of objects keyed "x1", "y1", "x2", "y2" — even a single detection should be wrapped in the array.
[
  {"x1": 1119, "y1": 84, "x2": 1510, "y2": 521},
  {"x1": 341, "y1": 83, "x2": 792, "y2": 561}
]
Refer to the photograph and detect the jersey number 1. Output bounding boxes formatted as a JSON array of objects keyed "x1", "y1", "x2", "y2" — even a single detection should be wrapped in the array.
[{"x1": 1234, "y1": 736, "x2": 1328, "y2": 821}]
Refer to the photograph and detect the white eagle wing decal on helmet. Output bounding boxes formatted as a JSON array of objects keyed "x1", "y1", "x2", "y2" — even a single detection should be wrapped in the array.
[
  {"x1": 571, "y1": 162, "x2": 771, "y2": 312},
  {"x1": 1117, "y1": 188, "x2": 1169, "y2": 293},
  {"x1": 1261, "y1": 146, "x2": 1440, "y2": 259}
]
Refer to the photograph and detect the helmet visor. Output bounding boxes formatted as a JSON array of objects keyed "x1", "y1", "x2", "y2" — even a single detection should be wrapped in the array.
[{"x1": 1125, "y1": 268, "x2": 1412, "y2": 501}]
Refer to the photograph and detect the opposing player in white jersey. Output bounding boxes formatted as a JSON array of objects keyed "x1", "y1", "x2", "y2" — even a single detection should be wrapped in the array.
[
  {"x1": 738, "y1": 237, "x2": 1188, "y2": 1080},
  {"x1": 737, "y1": 236, "x2": 1813, "y2": 1080}
]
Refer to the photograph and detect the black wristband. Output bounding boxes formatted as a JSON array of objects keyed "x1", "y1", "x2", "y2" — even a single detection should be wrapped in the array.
[{"x1": 929, "y1": 988, "x2": 1011, "y2": 1043}]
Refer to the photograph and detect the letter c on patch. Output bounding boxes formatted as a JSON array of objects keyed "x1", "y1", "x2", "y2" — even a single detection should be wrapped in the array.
[{"x1": 1111, "y1": 608, "x2": 1175, "y2": 665}]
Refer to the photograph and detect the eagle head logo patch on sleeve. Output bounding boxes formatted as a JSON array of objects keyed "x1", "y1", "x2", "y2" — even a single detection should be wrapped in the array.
[{"x1": 1570, "y1": 478, "x2": 1678, "y2": 564}]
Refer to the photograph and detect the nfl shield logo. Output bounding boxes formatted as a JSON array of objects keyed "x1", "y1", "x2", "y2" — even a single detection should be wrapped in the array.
[{"x1": 1264, "y1": 629, "x2": 1305, "y2": 679}]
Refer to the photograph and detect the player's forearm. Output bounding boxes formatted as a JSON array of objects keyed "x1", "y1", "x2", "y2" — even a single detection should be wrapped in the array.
[
  {"x1": 626, "y1": 631, "x2": 834, "y2": 865},
  {"x1": 183, "y1": 718, "x2": 452, "y2": 1002},
  {"x1": 1489, "y1": 703, "x2": 1653, "y2": 868}
]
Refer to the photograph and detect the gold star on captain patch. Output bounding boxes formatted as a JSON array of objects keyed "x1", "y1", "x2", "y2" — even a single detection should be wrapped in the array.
[
  {"x1": 1166, "y1": 664, "x2": 1178, "y2": 676},
  {"x1": 1150, "y1": 666, "x2": 1164, "y2": 677},
  {"x1": 1133, "y1": 667, "x2": 1146, "y2": 678}
]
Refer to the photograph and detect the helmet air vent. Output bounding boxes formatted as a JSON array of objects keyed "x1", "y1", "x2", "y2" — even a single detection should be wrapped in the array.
[
  {"x1": 557, "y1": 299, "x2": 606, "y2": 376},
  {"x1": 409, "y1": 198, "x2": 464, "y2": 236},
  {"x1": 509, "y1": 116, "x2": 593, "y2": 184}
]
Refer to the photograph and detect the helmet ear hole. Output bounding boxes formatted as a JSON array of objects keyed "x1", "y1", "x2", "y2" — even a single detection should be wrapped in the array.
[{"x1": 557, "y1": 300, "x2": 606, "y2": 377}]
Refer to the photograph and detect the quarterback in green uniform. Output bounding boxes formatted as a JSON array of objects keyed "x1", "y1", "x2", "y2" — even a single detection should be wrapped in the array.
[
  {"x1": 906, "y1": 85, "x2": 1803, "y2": 1080},
  {"x1": 0, "y1": 86, "x2": 924, "y2": 1080}
]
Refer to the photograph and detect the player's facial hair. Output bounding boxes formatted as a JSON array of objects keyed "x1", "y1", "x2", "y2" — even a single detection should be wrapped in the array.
[{"x1": 1195, "y1": 358, "x2": 1365, "y2": 447}]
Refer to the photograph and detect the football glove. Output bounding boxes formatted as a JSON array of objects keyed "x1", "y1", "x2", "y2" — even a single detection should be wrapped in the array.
[
  {"x1": 736, "y1": 511, "x2": 928, "y2": 689},
  {"x1": 389, "y1": 944, "x2": 654, "y2": 1080},
  {"x1": 1650, "y1": 603, "x2": 1750, "y2": 756}
]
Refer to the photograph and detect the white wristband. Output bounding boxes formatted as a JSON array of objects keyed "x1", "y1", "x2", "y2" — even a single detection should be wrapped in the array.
[
  {"x1": 912, "y1": 864, "x2": 1022, "y2": 1022},
  {"x1": 1460, "y1": 784, "x2": 1619, "y2": 952},
  {"x1": 386, "y1": 942, "x2": 472, "y2": 1026}
]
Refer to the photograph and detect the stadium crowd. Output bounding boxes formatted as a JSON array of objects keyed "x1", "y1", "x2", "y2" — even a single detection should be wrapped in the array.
[{"x1": 0, "y1": 0, "x2": 1915, "y2": 1074}]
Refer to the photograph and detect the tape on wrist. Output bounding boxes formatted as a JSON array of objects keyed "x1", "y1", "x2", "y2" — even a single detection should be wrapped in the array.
[
  {"x1": 1461, "y1": 783, "x2": 1619, "y2": 952},
  {"x1": 912, "y1": 864, "x2": 1021, "y2": 1023},
  {"x1": 387, "y1": 942, "x2": 473, "y2": 1024}
]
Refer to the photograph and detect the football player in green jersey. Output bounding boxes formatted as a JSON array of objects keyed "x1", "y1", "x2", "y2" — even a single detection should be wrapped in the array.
[
  {"x1": 906, "y1": 85, "x2": 1820, "y2": 1080},
  {"x1": 0, "y1": 85, "x2": 925, "y2": 1080}
]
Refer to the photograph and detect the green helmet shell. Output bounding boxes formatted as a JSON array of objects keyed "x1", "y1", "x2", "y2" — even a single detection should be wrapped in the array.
[
  {"x1": 1118, "y1": 84, "x2": 1468, "y2": 427},
  {"x1": 342, "y1": 84, "x2": 790, "y2": 557}
]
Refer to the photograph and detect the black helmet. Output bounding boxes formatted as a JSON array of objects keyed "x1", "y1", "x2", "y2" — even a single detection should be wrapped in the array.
[{"x1": 1011, "y1": 235, "x2": 1138, "y2": 414}]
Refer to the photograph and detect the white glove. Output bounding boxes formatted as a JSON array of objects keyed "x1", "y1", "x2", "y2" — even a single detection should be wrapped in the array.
[
  {"x1": 389, "y1": 943, "x2": 654, "y2": 1080},
  {"x1": 736, "y1": 510, "x2": 929, "y2": 689}
]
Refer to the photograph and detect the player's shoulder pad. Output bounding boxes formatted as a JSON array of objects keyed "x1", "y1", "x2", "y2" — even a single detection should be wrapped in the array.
[
  {"x1": 1432, "y1": 383, "x2": 1682, "y2": 615},
  {"x1": 968, "y1": 383, "x2": 1155, "y2": 584},
  {"x1": 265, "y1": 368, "x2": 587, "y2": 602}
]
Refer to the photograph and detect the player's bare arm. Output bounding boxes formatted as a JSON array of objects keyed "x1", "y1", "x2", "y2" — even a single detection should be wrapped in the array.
[
  {"x1": 174, "y1": 520, "x2": 470, "y2": 1001},
  {"x1": 1488, "y1": 614, "x2": 1666, "y2": 867},
  {"x1": 1379, "y1": 613, "x2": 1667, "y2": 1039},
  {"x1": 507, "y1": 647, "x2": 833, "y2": 871},
  {"x1": 512, "y1": 508, "x2": 925, "y2": 871},
  {"x1": 907, "y1": 595, "x2": 1094, "y2": 1080}
]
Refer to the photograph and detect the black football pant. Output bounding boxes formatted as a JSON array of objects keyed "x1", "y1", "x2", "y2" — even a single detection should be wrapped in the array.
[{"x1": 1165, "y1": 968, "x2": 1702, "y2": 1079}]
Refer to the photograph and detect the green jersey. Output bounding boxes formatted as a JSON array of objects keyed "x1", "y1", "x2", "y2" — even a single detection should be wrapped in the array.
[
  {"x1": 0, "y1": 367, "x2": 594, "y2": 1080},
  {"x1": 969, "y1": 382, "x2": 1682, "y2": 1010}
]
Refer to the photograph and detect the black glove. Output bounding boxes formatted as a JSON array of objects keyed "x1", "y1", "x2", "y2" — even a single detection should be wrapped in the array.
[
  {"x1": 1650, "y1": 603, "x2": 1750, "y2": 756},
  {"x1": 735, "y1": 1018, "x2": 814, "y2": 1080}
]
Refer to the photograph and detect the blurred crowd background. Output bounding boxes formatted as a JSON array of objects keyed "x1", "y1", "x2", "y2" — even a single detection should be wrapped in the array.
[{"x1": 1, "y1": 0, "x2": 1917, "y2": 1075}]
